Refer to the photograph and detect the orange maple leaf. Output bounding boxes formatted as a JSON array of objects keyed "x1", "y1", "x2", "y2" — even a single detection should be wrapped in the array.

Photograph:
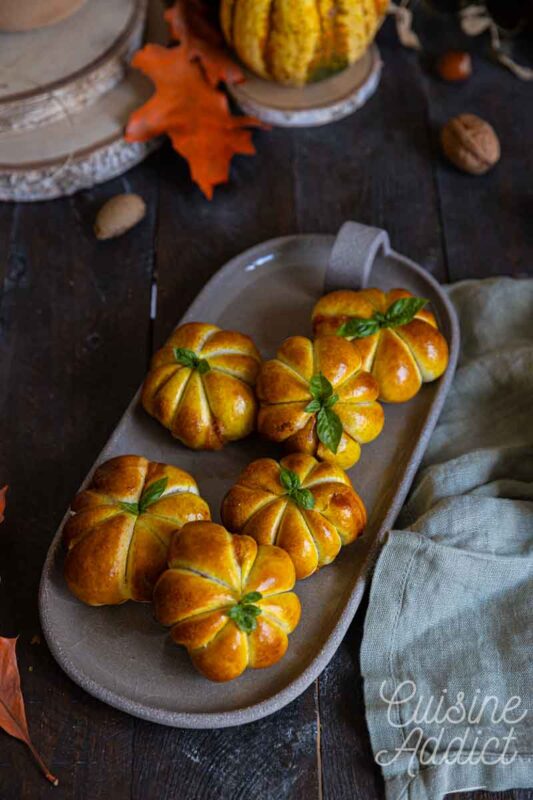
[
  {"x1": 0, "y1": 637, "x2": 58, "y2": 785},
  {"x1": 165, "y1": 0, "x2": 244, "y2": 87},
  {"x1": 0, "y1": 486, "x2": 7, "y2": 524},
  {"x1": 125, "y1": 45, "x2": 264, "y2": 199}
]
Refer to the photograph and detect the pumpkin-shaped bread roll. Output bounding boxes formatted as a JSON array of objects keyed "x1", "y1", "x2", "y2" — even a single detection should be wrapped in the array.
[
  {"x1": 221, "y1": 453, "x2": 367, "y2": 579},
  {"x1": 142, "y1": 322, "x2": 261, "y2": 450},
  {"x1": 312, "y1": 289, "x2": 449, "y2": 403},
  {"x1": 256, "y1": 335, "x2": 384, "y2": 469},
  {"x1": 153, "y1": 521, "x2": 301, "y2": 682},
  {"x1": 63, "y1": 455, "x2": 210, "y2": 606}
]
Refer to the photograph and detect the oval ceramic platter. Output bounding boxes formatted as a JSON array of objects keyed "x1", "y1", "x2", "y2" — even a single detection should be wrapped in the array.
[{"x1": 39, "y1": 223, "x2": 459, "y2": 729}]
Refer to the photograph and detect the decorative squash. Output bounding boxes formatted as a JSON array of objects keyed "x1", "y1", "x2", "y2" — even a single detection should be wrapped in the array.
[
  {"x1": 256, "y1": 334, "x2": 384, "y2": 469},
  {"x1": 221, "y1": 453, "x2": 367, "y2": 579},
  {"x1": 220, "y1": 0, "x2": 389, "y2": 86},
  {"x1": 153, "y1": 521, "x2": 301, "y2": 682},
  {"x1": 141, "y1": 322, "x2": 261, "y2": 450},
  {"x1": 312, "y1": 289, "x2": 449, "y2": 403},
  {"x1": 63, "y1": 455, "x2": 210, "y2": 606}
]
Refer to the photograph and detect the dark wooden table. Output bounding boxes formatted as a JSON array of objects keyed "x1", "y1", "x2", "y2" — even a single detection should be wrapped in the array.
[{"x1": 1, "y1": 14, "x2": 532, "y2": 800}]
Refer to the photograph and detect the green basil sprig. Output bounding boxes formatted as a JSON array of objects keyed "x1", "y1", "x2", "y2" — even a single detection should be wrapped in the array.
[
  {"x1": 337, "y1": 296, "x2": 428, "y2": 340},
  {"x1": 304, "y1": 373, "x2": 343, "y2": 455},
  {"x1": 173, "y1": 347, "x2": 210, "y2": 374},
  {"x1": 279, "y1": 467, "x2": 315, "y2": 510},
  {"x1": 228, "y1": 591, "x2": 263, "y2": 634},
  {"x1": 120, "y1": 476, "x2": 168, "y2": 516}
]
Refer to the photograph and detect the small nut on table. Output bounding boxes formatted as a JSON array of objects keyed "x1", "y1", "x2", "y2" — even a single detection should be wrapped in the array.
[
  {"x1": 94, "y1": 194, "x2": 146, "y2": 240},
  {"x1": 441, "y1": 114, "x2": 500, "y2": 175},
  {"x1": 436, "y1": 51, "x2": 472, "y2": 82}
]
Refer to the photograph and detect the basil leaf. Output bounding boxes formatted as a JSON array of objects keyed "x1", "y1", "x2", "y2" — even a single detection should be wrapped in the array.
[
  {"x1": 279, "y1": 467, "x2": 299, "y2": 492},
  {"x1": 308, "y1": 373, "x2": 337, "y2": 408},
  {"x1": 139, "y1": 476, "x2": 168, "y2": 514},
  {"x1": 316, "y1": 407, "x2": 343, "y2": 454},
  {"x1": 383, "y1": 297, "x2": 428, "y2": 328},
  {"x1": 119, "y1": 501, "x2": 139, "y2": 515},
  {"x1": 294, "y1": 488, "x2": 315, "y2": 510},
  {"x1": 279, "y1": 467, "x2": 316, "y2": 510},
  {"x1": 304, "y1": 398, "x2": 321, "y2": 414},
  {"x1": 174, "y1": 347, "x2": 198, "y2": 367},
  {"x1": 173, "y1": 347, "x2": 210, "y2": 374},
  {"x1": 305, "y1": 373, "x2": 342, "y2": 454},
  {"x1": 228, "y1": 595, "x2": 262, "y2": 633},
  {"x1": 196, "y1": 359, "x2": 210, "y2": 374},
  {"x1": 337, "y1": 297, "x2": 429, "y2": 339},
  {"x1": 241, "y1": 591, "x2": 262, "y2": 604},
  {"x1": 240, "y1": 607, "x2": 261, "y2": 634},
  {"x1": 325, "y1": 393, "x2": 339, "y2": 409},
  {"x1": 337, "y1": 296, "x2": 428, "y2": 340},
  {"x1": 309, "y1": 373, "x2": 334, "y2": 401},
  {"x1": 337, "y1": 317, "x2": 381, "y2": 339}
]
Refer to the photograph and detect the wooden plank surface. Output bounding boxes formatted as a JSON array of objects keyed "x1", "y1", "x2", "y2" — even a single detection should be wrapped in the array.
[
  {"x1": 0, "y1": 165, "x2": 158, "y2": 800},
  {"x1": 0, "y1": 14, "x2": 532, "y2": 800},
  {"x1": 414, "y1": 12, "x2": 533, "y2": 282}
]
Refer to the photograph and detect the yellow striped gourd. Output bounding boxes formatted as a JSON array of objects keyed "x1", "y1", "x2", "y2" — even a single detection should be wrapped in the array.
[{"x1": 220, "y1": 0, "x2": 389, "y2": 87}]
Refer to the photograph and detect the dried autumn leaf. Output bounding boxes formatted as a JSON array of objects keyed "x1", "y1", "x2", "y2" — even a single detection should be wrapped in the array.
[
  {"x1": 125, "y1": 44, "x2": 264, "y2": 199},
  {"x1": 0, "y1": 637, "x2": 58, "y2": 786},
  {"x1": 165, "y1": 0, "x2": 243, "y2": 86},
  {"x1": 388, "y1": 2, "x2": 421, "y2": 51},
  {"x1": 0, "y1": 485, "x2": 6, "y2": 524}
]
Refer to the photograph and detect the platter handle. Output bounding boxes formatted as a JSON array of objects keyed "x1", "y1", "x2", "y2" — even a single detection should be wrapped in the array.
[{"x1": 324, "y1": 221, "x2": 391, "y2": 292}]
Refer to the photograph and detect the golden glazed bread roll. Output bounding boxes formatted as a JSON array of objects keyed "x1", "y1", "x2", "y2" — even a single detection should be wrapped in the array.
[
  {"x1": 142, "y1": 322, "x2": 261, "y2": 449},
  {"x1": 63, "y1": 455, "x2": 210, "y2": 606},
  {"x1": 153, "y1": 521, "x2": 301, "y2": 682},
  {"x1": 221, "y1": 453, "x2": 367, "y2": 579},
  {"x1": 256, "y1": 335, "x2": 384, "y2": 469},
  {"x1": 312, "y1": 289, "x2": 449, "y2": 403}
]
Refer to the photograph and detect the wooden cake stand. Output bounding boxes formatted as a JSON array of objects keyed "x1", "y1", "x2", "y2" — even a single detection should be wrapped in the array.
[
  {"x1": 228, "y1": 46, "x2": 382, "y2": 128},
  {"x1": 0, "y1": 0, "x2": 165, "y2": 202}
]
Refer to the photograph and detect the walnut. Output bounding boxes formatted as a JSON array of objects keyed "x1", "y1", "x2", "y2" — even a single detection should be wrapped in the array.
[{"x1": 441, "y1": 114, "x2": 500, "y2": 175}]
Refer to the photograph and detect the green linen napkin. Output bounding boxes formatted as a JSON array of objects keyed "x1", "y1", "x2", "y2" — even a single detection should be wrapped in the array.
[{"x1": 361, "y1": 277, "x2": 533, "y2": 800}]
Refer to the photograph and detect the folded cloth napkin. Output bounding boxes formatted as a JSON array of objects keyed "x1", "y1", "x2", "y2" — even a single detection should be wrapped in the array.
[{"x1": 361, "y1": 277, "x2": 533, "y2": 800}]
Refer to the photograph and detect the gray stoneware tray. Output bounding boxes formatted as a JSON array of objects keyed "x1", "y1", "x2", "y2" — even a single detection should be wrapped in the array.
[{"x1": 39, "y1": 222, "x2": 460, "y2": 728}]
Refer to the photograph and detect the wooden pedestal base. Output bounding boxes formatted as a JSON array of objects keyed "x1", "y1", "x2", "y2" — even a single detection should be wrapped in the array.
[
  {"x1": 0, "y1": 0, "x2": 165, "y2": 201},
  {"x1": 228, "y1": 46, "x2": 382, "y2": 128}
]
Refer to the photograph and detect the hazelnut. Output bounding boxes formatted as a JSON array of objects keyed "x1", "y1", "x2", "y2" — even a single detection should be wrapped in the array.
[
  {"x1": 436, "y1": 51, "x2": 472, "y2": 82},
  {"x1": 441, "y1": 114, "x2": 500, "y2": 175},
  {"x1": 94, "y1": 194, "x2": 146, "y2": 240}
]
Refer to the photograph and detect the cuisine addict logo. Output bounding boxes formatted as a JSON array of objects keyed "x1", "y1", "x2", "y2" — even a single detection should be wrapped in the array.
[{"x1": 376, "y1": 680, "x2": 527, "y2": 778}]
